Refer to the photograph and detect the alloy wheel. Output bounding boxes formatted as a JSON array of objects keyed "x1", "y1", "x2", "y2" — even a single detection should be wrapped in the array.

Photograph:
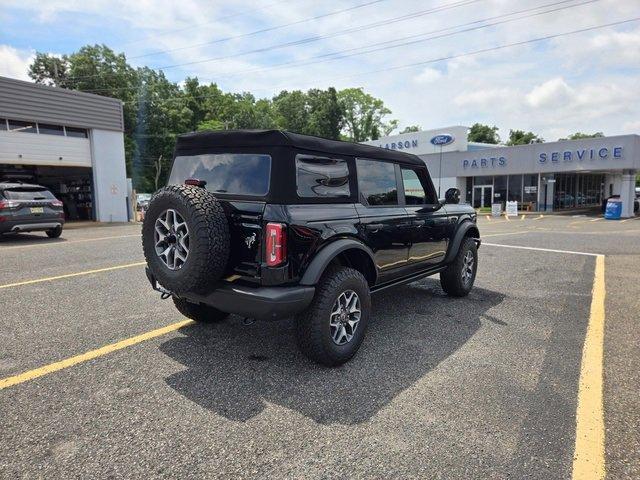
[
  {"x1": 154, "y1": 209, "x2": 189, "y2": 270},
  {"x1": 461, "y1": 250, "x2": 474, "y2": 284},
  {"x1": 330, "y1": 290, "x2": 361, "y2": 345}
]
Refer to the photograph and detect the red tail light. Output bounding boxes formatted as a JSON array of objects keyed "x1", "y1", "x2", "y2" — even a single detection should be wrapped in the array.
[
  {"x1": 265, "y1": 223, "x2": 287, "y2": 267},
  {"x1": 51, "y1": 200, "x2": 63, "y2": 208},
  {"x1": 0, "y1": 200, "x2": 19, "y2": 210}
]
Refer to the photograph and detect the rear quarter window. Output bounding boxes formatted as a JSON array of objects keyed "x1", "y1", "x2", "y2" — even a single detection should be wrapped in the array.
[
  {"x1": 296, "y1": 155, "x2": 350, "y2": 198},
  {"x1": 168, "y1": 153, "x2": 271, "y2": 196}
]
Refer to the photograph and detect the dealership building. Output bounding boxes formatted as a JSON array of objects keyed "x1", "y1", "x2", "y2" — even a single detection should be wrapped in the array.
[
  {"x1": 0, "y1": 76, "x2": 129, "y2": 222},
  {"x1": 365, "y1": 126, "x2": 639, "y2": 217}
]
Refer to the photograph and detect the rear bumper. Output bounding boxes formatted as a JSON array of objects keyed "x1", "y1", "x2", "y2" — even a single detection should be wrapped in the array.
[
  {"x1": 146, "y1": 268, "x2": 314, "y2": 321},
  {"x1": 0, "y1": 219, "x2": 64, "y2": 234}
]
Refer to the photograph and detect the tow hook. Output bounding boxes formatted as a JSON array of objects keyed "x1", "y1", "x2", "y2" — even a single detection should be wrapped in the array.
[{"x1": 145, "y1": 267, "x2": 173, "y2": 299}]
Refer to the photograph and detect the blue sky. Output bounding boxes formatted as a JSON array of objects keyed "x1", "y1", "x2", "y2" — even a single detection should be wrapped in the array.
[{"x1": 1, "y1": 0, "x2": 639, "y2": 140}]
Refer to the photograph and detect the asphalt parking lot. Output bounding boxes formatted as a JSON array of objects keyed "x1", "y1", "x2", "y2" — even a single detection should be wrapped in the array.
[{"x1": 1, "y1": 215, "x2": 638, "y2": 479}]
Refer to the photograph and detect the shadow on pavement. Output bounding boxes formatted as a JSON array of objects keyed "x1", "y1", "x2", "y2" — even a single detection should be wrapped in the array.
[
  {"x1": 0, "y1": 233, "x2": 68, "y2": 246},
  {"x1": 159, "y1": 280, "x2": 505, "y2": 424}
]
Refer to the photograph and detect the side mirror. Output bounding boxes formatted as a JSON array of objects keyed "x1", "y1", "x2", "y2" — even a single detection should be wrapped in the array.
[{"x1": 445, "y1": 188, "x2": 460, "y2": 204}]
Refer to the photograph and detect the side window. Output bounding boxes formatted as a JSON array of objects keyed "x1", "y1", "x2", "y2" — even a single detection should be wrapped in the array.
[
  {"x1": 296, "y1": 155, "x2": 350, "y2": 198},
  {"x1": 356, "y1": 159, "x2": 398, "y2": 206},
  {"x1": 402, "y1": 168, "x2": 436, "y2": 205}
]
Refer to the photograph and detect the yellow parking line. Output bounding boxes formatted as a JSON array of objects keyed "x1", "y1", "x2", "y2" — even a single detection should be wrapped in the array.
[
  {"x1": 1, "y1": 234, "x2": 140, "y2": 250},
  {"x1": 534, "y1": 214, "x2": 544, "y2": 220},
  {"x1": 589, "y1": 217, "x2": 603, "y2": 222},
  {"x1": 485, "y1": 215, "x2": 492, "y2": 221},
  {"x1": 0, "y1": 262, "x2": 146, "y2": 290},
  {"x1": 0, "y1": 320, "x2": 194, "y2": 390},
  {"x1": 572, "y1": 254, "x2": 606, "y2": 480},
  {"x1": 520, "y1": 215, "x2": 525, "y2": 221}
]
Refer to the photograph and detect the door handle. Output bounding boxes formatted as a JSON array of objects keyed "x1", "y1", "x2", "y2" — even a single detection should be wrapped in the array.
[{"x1": 365, "y1": 223, "x2": 384, "y2": 231}]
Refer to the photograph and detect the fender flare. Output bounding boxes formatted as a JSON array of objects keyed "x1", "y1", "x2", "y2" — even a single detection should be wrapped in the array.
[
  {"x1": 299, "y1": 238, "x2": 377, "y2": 286},
  {"x1": 443, "y1": 221, "x2": 480, "y2": 264}
]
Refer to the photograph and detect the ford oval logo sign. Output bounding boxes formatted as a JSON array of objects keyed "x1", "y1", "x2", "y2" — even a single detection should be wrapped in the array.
[{"x1": 430, "y1": 134, "x2": 454, "y2": 146}]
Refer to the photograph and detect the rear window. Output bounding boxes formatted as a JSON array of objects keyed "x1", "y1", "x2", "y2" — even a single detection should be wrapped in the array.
[
  {"x1": 296, "y1": 155, "x2": 350, "y2": 198},
  {"x1": 3, "y1": 188, "x2": 55, "y2": 200},
  {"x1": 168, "y1": 153, "x2": 271, "y2": 196}
]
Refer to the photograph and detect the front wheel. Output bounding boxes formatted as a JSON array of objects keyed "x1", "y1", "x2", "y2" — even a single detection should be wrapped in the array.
[
  {"x1": 295, "y1": 266, "x2": 371, "y2": 367},
  {"x1": 173, "y1": 297, "x2": 229, "y2": 323},
  {"x1": 440, "y1": 237, "x2": 478, "y2": 297}
]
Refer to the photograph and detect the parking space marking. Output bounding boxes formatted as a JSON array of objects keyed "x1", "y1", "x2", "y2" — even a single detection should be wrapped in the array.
[
  {"x1": 572, "y1": 254, "x2": 606, "y2": 480},
  {"x1": 482, "y1": 231, "x2": 529, "y2": 238},
  {"x1": 0, "y1": 262, "x2": 146, "y2": 290},
  {"x1": 0, "y1": 234, "x2": 140, "y2": 250},
  {"x1": 483, "y1": 243, "x2": 600, "y2": 257},
  {"x1": 534, "y1": 215, "x2": 545, "y2": 220},
  {"x1": 0, "y1": 320, "x2": 194, "y2": 390}
]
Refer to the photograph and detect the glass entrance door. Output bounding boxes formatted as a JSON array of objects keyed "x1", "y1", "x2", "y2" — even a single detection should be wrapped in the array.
[{"x1": 473, "y1": 186, "x2": 492, "y2": 208}]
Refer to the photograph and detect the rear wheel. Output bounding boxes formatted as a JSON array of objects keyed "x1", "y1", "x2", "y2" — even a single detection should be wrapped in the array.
[
  {"x1": 173, "y1": 297, "x2": 229, "y2": 323},
  {"x1": 295, "y1": 266, "x2": 371, "y2": 366},
  {"x1": 440, "y1": 237, "x2": 477, "y2": 297},
  {"x1": 46, "y1": 226, "x2": 63, "y2": 238}
]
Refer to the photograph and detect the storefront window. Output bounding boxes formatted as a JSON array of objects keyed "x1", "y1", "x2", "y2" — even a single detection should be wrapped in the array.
[
  {"x1": 493, "y1": 175, "x2": 507, "y2": 206},
  {"x1": 523, "y1": 174, "x2": 538, "y2": 210},
  {"x1": 473, "y1": 176, "x2": 493, "y2": 186},
  {"x1": 508, "y1": 175, "x2": 522, "y2": 203},
  {"x1": 554, "y1": 173, "x2": 604, "y2": 209}
]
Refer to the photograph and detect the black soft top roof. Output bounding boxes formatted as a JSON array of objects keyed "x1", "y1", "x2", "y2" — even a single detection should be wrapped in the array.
[{"x1": 175, "y1": 129, "x2": 424, "y2": 166}]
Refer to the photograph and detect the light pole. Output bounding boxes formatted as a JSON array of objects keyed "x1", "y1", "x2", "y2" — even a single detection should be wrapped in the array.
[{"x1": 438, "y1": 144, "x2": 443, "y2": 198}]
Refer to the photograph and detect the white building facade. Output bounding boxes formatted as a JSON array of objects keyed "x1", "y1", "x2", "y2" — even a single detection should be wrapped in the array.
[
  {"x1": 0, "y1": 76, "x2": 129, "y2": 222},
  {"x1": 366, "y1": 127, "x2": 639, "y2": 218}
]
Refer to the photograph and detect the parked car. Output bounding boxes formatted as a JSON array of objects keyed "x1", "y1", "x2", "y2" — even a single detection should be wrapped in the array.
[
  {"x1": 142, "y1": 130, "x2": 481, "y2": 366},
  {"x1": 0, "y1": 182, "x2": 65, "y2": 237}
]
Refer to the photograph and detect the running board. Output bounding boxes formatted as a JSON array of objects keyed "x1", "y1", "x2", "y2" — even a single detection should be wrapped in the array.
[{"x1": 370, "y1": 265, "x2": 447, "y2": 294}]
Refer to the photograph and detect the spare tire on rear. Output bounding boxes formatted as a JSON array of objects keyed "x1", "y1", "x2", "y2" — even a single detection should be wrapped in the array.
[{"x1": 142, "y1": 184, "x2": 229, "y2": 294}]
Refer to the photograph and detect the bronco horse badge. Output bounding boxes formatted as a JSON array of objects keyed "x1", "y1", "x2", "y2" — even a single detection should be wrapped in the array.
[{"x1": 245, "y1": 232, "x2": 256, "y2": 248}]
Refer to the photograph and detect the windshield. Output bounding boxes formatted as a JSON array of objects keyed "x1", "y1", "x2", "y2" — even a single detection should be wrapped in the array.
[
  {"x1": 168, "y1": 153, "x2": 271, "y2": 196},
  {"x1": 3, "y1": 188, "x2": 55, "y2": 201}
]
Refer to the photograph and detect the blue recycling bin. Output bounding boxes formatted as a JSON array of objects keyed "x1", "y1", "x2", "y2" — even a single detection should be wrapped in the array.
[{"x1": 604, "y1": 198, "x2": 622, "y2": 219}]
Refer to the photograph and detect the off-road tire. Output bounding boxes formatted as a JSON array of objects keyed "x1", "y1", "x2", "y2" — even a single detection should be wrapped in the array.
[
  {"x1": 46, "y1": 226, "x2": 63, "y2": 238},
  {"x1": 440, "y1": 237, "x2": 477, "y2": 297},
  {"x1": 173, "y1": 297, "x2": 229, "y2": 323},
  {"x1": 142, "y1": 185, "x2": 229, "y2": 294},
  {"x1": 295, "y1": 266, "x2": 371, "y2": 367}
]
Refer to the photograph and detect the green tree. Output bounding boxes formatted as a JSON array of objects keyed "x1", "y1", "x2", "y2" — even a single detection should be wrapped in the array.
[
  {"x1": 197, "y1": 119, "x2": 226, "y2": 131},
  {"x1": 467, "y1": 123, "x2": 500, "y2": 144},
  {"x1": 400, "y1": 125, "x2": 421, "y2": 134},
  {"x1": 28, "y1": 53, "x2": 70, "y2": 87},
  {"x1": 273, "y1": 90, "x2": 309, "y2": 134},
  {"x1": 306, "y1": 87, "x2": 343, "y2": 139},
  {"x1": 507, "y1": 129, "x2": 544, "y2": 145},
  {"x1": 337, "y1": 87, "x2": 397, "y2": 141},
  {"x1": 558, "y1": 132, "x2": 604, "y2": 141}
]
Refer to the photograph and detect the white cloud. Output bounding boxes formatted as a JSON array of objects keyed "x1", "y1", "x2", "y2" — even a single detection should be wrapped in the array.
[
  {"x1": 525, "y1": 78, "x2": 574, "y2": 108},
  {"x1": 454, "y1": 87, "x2": 516, "y2": 108},
  {"x1": 0, "y1": 45, "x2": 34, "y2": 80},
  {"x1": 413, "y1": 67, "x2": 442, "y2": 84}
]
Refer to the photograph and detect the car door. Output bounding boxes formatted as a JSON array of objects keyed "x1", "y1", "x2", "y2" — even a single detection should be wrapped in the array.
[
  {"x1": 401, "y1": 167, "x2": 449, "y2": 269},
  {"x1": 355, "y1": 158, "x2": 410, "y2": 283}
]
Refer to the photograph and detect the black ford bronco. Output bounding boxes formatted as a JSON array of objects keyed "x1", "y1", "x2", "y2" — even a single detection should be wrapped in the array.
[{"x1": 142, "y1": 130, "x2": 480, "y2": 366}]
